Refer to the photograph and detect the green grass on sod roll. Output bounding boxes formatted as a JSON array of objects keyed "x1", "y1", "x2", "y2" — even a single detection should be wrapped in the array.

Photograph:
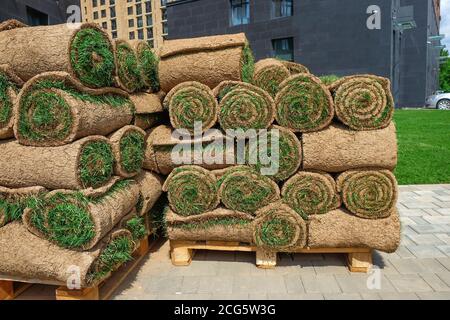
[
  {"x1": 241, "y1": 44, "x2": 255, "y2": 83},
  {"x1": 79, "y1": 141, "x2": 114, "y2": 189},
  {"x1": 0, "y1": 196, "x2": 37, "y2": 225},
  {"x1": 125, "y1": 216, "x2": 147, "y2": 241},
  {"x1": 319, "y1": 75, "x2": 341, "y2": 85},
  {"x1": 0, "y1": 73, "x2": 17, "y2": 126},
  {"x1": 70, "y1": 28, "x2": 116, "y2": 88},
  {"x1": 139, "y1": 45, "x2": 160, "y2": 92},
  {"x1": 178, "y1": 218, "x2": 251, "y2": 231},
  {"x1": 120, "y1": 131, "x2": 145, "y2": 174},
  {"x1": 116, "y1": 42, "x2": 144, "y2": 92},
  {"x1": 259, "y1": 217, "x2": 295, "y2": 248}
]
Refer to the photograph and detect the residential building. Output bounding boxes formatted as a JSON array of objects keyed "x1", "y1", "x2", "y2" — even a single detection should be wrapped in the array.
[
  {"x1": 0, "y1": 0, "x2": 80, "y2": 25},
  {"x1": 81, "y1": 0, "x2": 169, "y2": 48},
  {"x1": 166, "y1": 0, "x2": 443, "y2": 108}
]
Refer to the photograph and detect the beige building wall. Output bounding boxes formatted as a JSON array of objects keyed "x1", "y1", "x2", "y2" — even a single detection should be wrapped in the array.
[{"x1": 81, "y1": 0, "x2": 168, "y2": 48}]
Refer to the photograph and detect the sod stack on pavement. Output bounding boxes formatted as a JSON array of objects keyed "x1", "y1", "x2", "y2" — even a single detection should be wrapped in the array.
[
  {"x1": 149, "y1": 33, "x2": 400, "y2": 256},
  {"x1": 0, "y1": 22, "x2": 164, "y2": 288}
]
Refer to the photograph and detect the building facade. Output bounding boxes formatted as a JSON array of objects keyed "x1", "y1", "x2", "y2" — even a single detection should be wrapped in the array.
[
  {"x1": 0, "y1": 0, "x2": 80, "y2": 25},
  {"x1": 81, "y1": 0, "x2": 169, "y2": 48},
  {"x1": 167, "y1": 0, "x2": 442, "y2": 108}
]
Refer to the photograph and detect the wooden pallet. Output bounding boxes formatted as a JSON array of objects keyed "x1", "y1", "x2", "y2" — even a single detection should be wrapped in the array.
[
  {"x1": 170, "y1": 240, "x2": 373, "y2": 273},
  {"x1": 0, "y1": 237, "x2": 151, "y2": 301}
]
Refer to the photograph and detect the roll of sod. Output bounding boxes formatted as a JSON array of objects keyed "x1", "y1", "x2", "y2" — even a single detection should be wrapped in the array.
[
  {"x1": 0, "y1": 186, "x2": 46, "y2": 228},
  {"x1": 158, "y1": 33, "x2": 254, "y2": 92},
  {"x1": 163, "y1": 166, "x2": 220, "y2": 216},
  {"x1": 130, "y1": 92, "x2": 164, "y2": 131},
  {"x1": 14, "y1": 72, "x2": 133, "y2": 147},
  {"x1": 0, "y1": 19, "x2": 27, "y2": 32},
  {"x1": 308, "y1": 208, "x2": 401, "y2": 253},
  {"x1": 0, "y1": 222, "x2": 135, "y2": 288},
  {"x1": 253, "y1": 59, "x2": 290, "y2": 98},
  {"x1": 275, "y1": 74, "x2": 334, "y2": 133},
  {"x1": 253, "y1": 202, "x2": 307, "y2": 251},
  {"x1": 218, "y1": 166, "x2": 281, "y2": 214},
  {"x1": 319, "y1": 75, "x2": 341, "y2": 86},
  {"x1": 302, "y1": 123, "x2": 397, "y2": 172},
  {"x1": 23, "y1": 179, "x2": 140, "y2": 250},
  {"x1": 164, "y1": 82, "x2": 218, "y2": 134},
  {"x1": 120, "y1": 210, "x2": 148, "y2": 241},
  {"x1": 281, "y1": 61, "x2": 310, "y2": 75},
  {"x1": 0, "y1": 136, "x2": 114, "y2": 190},
  {"x1": 329, "y1": 74, "x2": 394, "y2": 130},
  {"x1": 0, "y1": 64, "x2": 24, "y2": 139},
  {"x1": 144, "y1": 125, "x2": 235, "y2": 175},
  {"x1": 214, "y1": 81, "x2": 275, "y2": 131},
  {"x1": 336, "y1": 169, "x2": 398, "y2": 219},
  {"x1": 0, "y1": 23, "x2": 116, "y2": 88},
  {"x1": 166, "y1": 207, "x2": 254, "y2": 242},
  {"x1": 282, "y1": 171, "x2": 340, "y2": 219},
  {"x1": 134, "y1": 170, "x2": 163, "y2": 216},
  {"x1": 247, "y1": 125, "x2": 302, "y2": 182},
  {"x1": 109, "y1": 126, "x2": 146, "y2": 178},
  {"x1": 133, "y1": 40, "x2": 160, "y2": 92},
  {"x1": 114, "y1": 40, "x2": 144, "y2": 93}
]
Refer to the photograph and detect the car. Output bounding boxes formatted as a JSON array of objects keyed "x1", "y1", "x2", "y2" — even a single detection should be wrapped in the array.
[{"x1": 426, "y1": 90, "x2": 450, "y2": 110}]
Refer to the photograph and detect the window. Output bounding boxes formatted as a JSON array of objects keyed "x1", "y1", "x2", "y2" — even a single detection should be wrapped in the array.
[
  {"x1": 93, "y1": 11, "x2": 99, "y2": 19},
  {"x1": 136, "y1": 3, "x2": 142, "y2": 15},
  {"x1": 92, "y1": 0, "x2": 98, "y2": 7},
  {"x1": 127, "y1": 6, "x2": 133, "y2": 15},
  {"x1": 128, "y1": 19, "x2": 134, "y2": 27},
  {"x1": 147, "y1": 27, "x2": 153, "y2": 38},
  {"x1": 272, "y1": 0, "x2": 293, "y2": 18},
  {"x1": 110, "y1": 7, "x2": 116, "y2": 18},
  {"x1": 162, "y1": 22, "x2": 168, "y2": 35},
  {"x1": 161, "y1": 0, "x2": 167, "y2": 7},
  {"x1": 100, "y1": 0, "x2": 105, "y2": 5},
  {"x1": 146, "y1": 14, "x2": 153, "y2": 26},
  {"x1": 137, "y1": 16, "x2": 143, "y2": 28},
  {"x1": 272, "y1": 37, "x2": 294, "y2": 61},
  {"x1": 112, "y1": 31, "x2": 117, "y2": 39},
  {"x1": 145, "y1": 1, "x2": 152, "y2": 13},
  {"x1": 148, "y1": 39, "x2": 154, "y2": 48},
  {"x1": 230, "y1": 0, "x2": 249, "y2": 26},
  {"x1": 161, "y1": 8, "x2": 167, "y2": 21},
  {"x1": 111, "y1": 19, "x2": 117, "y2": 30},
  {"x1": 101, "y1": 9, "x2": 106, "y2": 18},
  {"x1": 129, "y1": 31, "x2": 135, "y2": 40},
  {"x1": 110, "y1": 0, "x2": 115, "y2": 5},
  {"x1": 138, "y1": 29, "x2": 144, "y2": 40},
  {"x1": 26, "y1": 6, "x2": 48, "y2": 26}
]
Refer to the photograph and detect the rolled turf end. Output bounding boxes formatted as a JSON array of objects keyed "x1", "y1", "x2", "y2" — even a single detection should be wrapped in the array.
[
  {"x1": 115, "y1": 40, "x2": 145, "y2": 93},
  {"x1": 253, "y1": 58, "x2": 290, "y2": 98},
  {"x1": 253, "y1": 201, "x2": 307, "y2": 251},
  {"x1": 163, "y1": 165, "x2": 220, "y2": 216},
  {"x1": 0, "y1": 65, "x2": 23, "y2": 139},
  {"x1": 275, "y1": 73, "x2": 334, "y2": 133},
  {"x1": 135, "y1": 41, "x2": 160, "y2": 92}
]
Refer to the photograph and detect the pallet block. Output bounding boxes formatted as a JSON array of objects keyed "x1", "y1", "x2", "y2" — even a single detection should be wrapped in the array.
[
  {"x1": 170, "y1": 240, "x2": 373, "y2": 273},
  {"x1": 0, "y1": 281, "x2": 32, "y2": 300}
]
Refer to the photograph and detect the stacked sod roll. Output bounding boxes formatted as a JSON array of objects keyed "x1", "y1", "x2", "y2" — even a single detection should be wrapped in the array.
[
  {"x1": 146, "y1": 33, "x2": 400, "y2": 256},
  {"x1": 0, "y1": 21, "x2": 164, "y2": 288}
]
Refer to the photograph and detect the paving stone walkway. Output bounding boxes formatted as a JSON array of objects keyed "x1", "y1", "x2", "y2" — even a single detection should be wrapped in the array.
[{"x1": 18, "y1": 185, "x2": 450, "y2": 300}]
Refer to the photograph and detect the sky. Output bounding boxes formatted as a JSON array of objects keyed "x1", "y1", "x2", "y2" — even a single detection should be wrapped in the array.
[{"x1": 442, "y1": 0, "x2": 450, "y2": 49}]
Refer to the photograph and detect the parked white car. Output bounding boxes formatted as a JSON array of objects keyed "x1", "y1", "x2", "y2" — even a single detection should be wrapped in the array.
[{"x1": 426, "y1": 91, "x2": 450, "y2": 109}]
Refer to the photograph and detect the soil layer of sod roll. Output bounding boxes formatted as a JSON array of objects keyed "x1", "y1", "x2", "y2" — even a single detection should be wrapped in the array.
[
  {"x1": 281, "y1": 61, "x2": 310, "y2": 75},
  {"x1": 143, "y1": 125, "x2": 235, "y2": 175},
  {"x1": 164, "y1": 82, "x2": 218, "y2": 134},
  {"x1": 133, "y1": 40, "x2": 160, "y2": 92},
  {"x1": 275, "y1": 73, "x2": 334, "y2": 133},
  {"x1": 253, "y1": 202, "x2": 307, "y2": 251},
  {"x1": 308, "y1": 208, "x2": 401, "y2": 253},
  {"x1": 282, "y1": 171, "x2": 341, "y2": 219},
  {"x1": 214, "y1": 81, "x2": 275, "y2": 131},
  {"x1": 0, "y1": 22, "x2": 116, "y2": 88},
  {"x1": 0, "y1": 19, "x2": 27, "y2": 32},
  {"x1": 0, "y1": 222, "x2": 134, "y2": 287},
  {"x1": 302, "y1": 122, "x2": 398, "y2": 172},
  {"x1": 115, "y1": 40, "x2": 144, "y2": 93},
  {"x1": 109, "y1": 126, "x2": 146, "y2": 178},
  {"x1": 130, "y1": 92, "x2": 164, "y2": 131},
  {"x1": 15, "y1": 72, "x2": 133, "y2": 147},
  {"x1": 336, "y1": 169, "x2": 398, "y2": 219},
  {"x1": 246, "y1": 125, "x2": 302, "y2": 182},
  {"x1": 0, "y1": 136, "x2": 114, "y2": 190},
  {"x1": 166, "y1": 207, "x2": 254, "y2": 242},
  {"x1": 158, "y1": 33, "x2": 255, "y2": 93},
  {"x1": 163, "y1": 166, "x2": 220, "y2": 216},
  {"x1": 329, "y1": 74, "x2": 394, "y2": 130},
  {"x1": 0, "y1": 64, "x2": 24, "y2": 139},
  {"x1": 134, "y1": 170, "x2": 163, "y2": 216},
  {"x1": 217, "y1": 166, "x2": 281, "y2": 214},
  {"x1": 0, "y1": 186, "x2": 46, "y2": 228},
  {"x1": 253, "y1": 58, "x2": 290, "y2": 98},
  {"x1": 23, "y1": 178, "x2": 140, "y2": 250}
]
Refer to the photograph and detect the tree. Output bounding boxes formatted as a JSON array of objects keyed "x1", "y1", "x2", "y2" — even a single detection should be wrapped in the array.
[{"x1": 440, "y1": 49, "x2": 450, "y2": 92}]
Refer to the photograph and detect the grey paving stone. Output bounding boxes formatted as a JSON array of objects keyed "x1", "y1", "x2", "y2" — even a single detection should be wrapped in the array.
[
  {"x1": 437, "y1": 257, "x2": 450, "y2": 271},
  {"x1": 324, "y1": 293, "x2": 362, "y2": 300},
  {"x1": 379, "y1": 292, "x2": 419, "y2": 300},
  {"x1": 407, "y1": 245, "x2": 447, "y2": 258},
  {"x1": 400, "y1": 217, "x2": 417, "y2": 226},
  {"x1": 232, "y1": 275, "x2": 286, "y2": 294},
  {"x1": 197, "y1": 276, "x2": 233, "y2": 294},
  {"x1": 267, "y1": 293, "x2": 324, "y2": 300},
  {"x1": 435, "y1": 208, "x2": 450, "y2": 215},
  {"x1": 407, "y1": 234, "x2": 445, "y2": 246},
  {"x1": 301, "y1": 274, "x2": 341, "y2": 294},
  {"x1": 422, "y1": 208, "x2": 443, "y2": 216},
  {"x1": 386, "y1": 274, "x2": 434, "y2": 293},
  {"x1": 436, "y1": 202, "x2": 450, "y2": 208},
  {"x1": 312, "y1": 255, "x2": 350, "y2": 275},
  {"x1": 360, "y1": 293, "x2": 382, "y2": 300},
  {"x1": 403, "y1": 202, "x2": 439, "y2": 209},
  {"x1": 436, "y1": 234, "x2": 450, "y2": 244},
  {"x1": 398, "y1": 209, "x2": 427, "y2": 217},
  {"x1": 420, "y1": 273, "x2": 450, "y2": 292},
  {"x1": 410, "y1": 224, "x2": 446, "y2": 234},
  {"x1": 438, "y1": 245, "x2": 450, "y2": 257},
  {"x1": 334, "y1": 274, "x2": 396, "y2": 293},
  {"x1": 272, "y1": 253, "x2": 316, "y2": 276},
  {"x1": 216, "y1": 261, "x2": 264, "y2": 276},
  {"x1": 417, "y1": 292, "x2": 450, "y2": 300},
  {"x1": 180, "y1": 276, "x2": 201, "y2": 294},
  {"x1": 155, "y1": 293, "x2": 212, "y2": 300},
  {"x1": 143, "y1": 276, "x2": 183, "y2": 294},
  {"x1": 437, "y1": 271, "x2": 450, "y2": 286},
  {"x1": 423, "y1": 216, "x2": 450, "y2": 224},
  {"x1": 434, "y1": 195, "x2": 450, "y2": 202},
  {"x1": 395, "y1": 246, "x2": 416, "y2": 259},
  {"x1": 409, "y1": 216, "x2": 431, "y2": 225},
  {"x1": 210, "y1": 293, "x2": 250, "y2": 300},
  {"x1": 283, "y1": 274, "x2": 305, "y2": 294}
]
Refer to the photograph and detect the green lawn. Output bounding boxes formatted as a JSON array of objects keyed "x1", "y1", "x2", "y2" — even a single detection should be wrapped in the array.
[{"x1": 394, "y1": 110, "x2": 450, "y2": 185}]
